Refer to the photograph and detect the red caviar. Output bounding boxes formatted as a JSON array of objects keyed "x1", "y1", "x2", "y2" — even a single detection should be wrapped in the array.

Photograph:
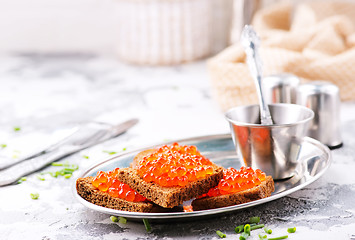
[
  {"x1": 200, "y1": 166, "x2": 266, "y2": 198},
  {"x1": 135, "y1": 143, "x2": 214, "y2": 187},
  {"x1": 92, "y1": 168, "x2": 146, "y2": 202}
]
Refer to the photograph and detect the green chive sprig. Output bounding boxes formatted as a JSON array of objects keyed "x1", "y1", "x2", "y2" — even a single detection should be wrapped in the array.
[
  {"x1": 239, "y1": 232, "x2": 250, "y2": 240},
  {"x1": 250, "y1": 216, "x2": 260, "y2": 224},
  {"x1": 235, "y1": 225, "x2": 244, "y2": 233},
  {"x1": 259, "y1": 233, "x2": 267, "y2": 239},
  {"x1": 143, "y1": 219, "x2": 151, "y2": 232},
  {"x1": 103, "y1": 150, "x2": 117, "y2": 155},
  {"x1": 17, "y1": 177, "x2": 27, "y2": 184},
  {"x1": 36, "y1": 175, "x2": 45, "y2": 181},
  {"x1": 30, "y1": 193, "x2": 39, "y2": 200},
  {"x1": 216, "y1": 230, "x2": 226, "y2": 238},
  {"x1": 41, "y1": 162, "x2": 79, "y2": 179},
  {"x1": 264, "y1": 227, "x2": 273, "y2": 234},
  {"x1": 268, "y1": 235, "x2": 288, "y2": 240},
  {"x1": 244, "y1": 224, "x2": 251, "y2": 235},
  {"x1": 119, "y1": 217, "x2": 127, "y2": 224},
  {"x1": 250, "y1": 224, "x2": 265, "y2": 231}
]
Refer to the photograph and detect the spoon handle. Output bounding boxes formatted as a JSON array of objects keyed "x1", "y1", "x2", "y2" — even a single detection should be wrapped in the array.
[{"x1": 241, "y1": 25, "x2": 273, "y2": 125}]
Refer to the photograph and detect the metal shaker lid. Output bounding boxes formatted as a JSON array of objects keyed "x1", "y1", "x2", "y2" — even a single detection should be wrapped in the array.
[
  {"x1": 263, "y1": 73, "x2": 300, "y2": 104},
  {"x1": 297, "y1": 81, "x2": 342, "y2": 149},
  {"x1": 297, "y1": 81, "x2": 339, "y2": 95}
]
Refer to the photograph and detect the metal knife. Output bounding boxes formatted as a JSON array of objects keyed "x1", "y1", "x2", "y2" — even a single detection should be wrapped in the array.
[{"x1": 0, "y1": 118, "x2": 138, "y2": 186}]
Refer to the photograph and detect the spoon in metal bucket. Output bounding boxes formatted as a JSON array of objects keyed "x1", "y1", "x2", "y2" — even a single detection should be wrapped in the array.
[{"x1": 241, "y1": 25, "x2": 274, "y2": 125}]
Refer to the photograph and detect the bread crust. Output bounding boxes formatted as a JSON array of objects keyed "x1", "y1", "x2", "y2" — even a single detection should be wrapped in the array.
[
  {"x1": 76, "y1": 176, "x2": 164, "y2": 213},
  {"x1": 191, "y1": 176, "x2": 275, "y2": 211},
  {"x1": 118, "y1": 165, "x2": 224, "y2": 208}
]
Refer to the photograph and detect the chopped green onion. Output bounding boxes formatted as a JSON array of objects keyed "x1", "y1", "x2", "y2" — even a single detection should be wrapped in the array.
[
  {"x1": 110, "y1": 216, "x2": 118, "y2": 222},
  {"x1": 42, "y1": 162, "x2": 79, "y2": 178},
  {"x1": 119, "y1": 217, "x2": 127, "y2": 224},
  {"x1": 143, "y1": 219, "x2": 151, "y2": 232},
  {"x1": 259, "y1": 233, "x2": 267, "y2": 239},
  {"x1": 239, "y1": 232, "x2": 250, "y2": 240},
  {"x1": 49, "y1": 172, "x2": 58, "y2": 178},
  {"x1": 64, "y1": 174, "x2": 72, "y2": 179},
  {"x1": 0, "y1": 144, "x2": 7, "y2": 148},
  {"x1": 250, "y1": 224, "x2": 265, "y2": 231},
  {"x1": 235, "y1": 225, "x2": 244, "y2": 233},
  {"x1": 13, "y1": 127, "x2": 21, "y2": 132},
  {"x1": 36, "y1": 175, "x2": 45, "y2": 181},
  {"x1": 244, "y1": 224, "x2": 251, "y2": 235},
  {"x1": 264, "y1": 227, "x2": 273, "y2": 234},
  {"x1": 268, "y1": 235, "x2": 288, "y2": 240},
  {"x1": 82, "y1": 155, "x2": 89, "y2": 159},
  {"x1": 17, "y1": 177, "x2": 27, "y2": 184},
  {"x1": 216, "y1": 230, "x2": 226, "y2": 238},
  {"x1": 250, "y1": 216, "x2": 260, "y2": 224},
  {"x1": 122, "y1": 148, "x2": 127, "y2": 151},
  {"x1": 103, "y1": 150, "x2": 117, "y2": 155},
  {"x1": 51, "y1": 162, "x2": 63, "y2": 166},
  {"x1": 63, "y1": 168, "x2": 75, "y2": 173},
  {"x1": 30, "y1": 193, "x2": 39, "y2": 200},
  {"x1": 287, "y1": 227, "x2": 296, "y2": 233},
  {"x1": 71, "y1": 164, "x2": 79, "y2": 170}
]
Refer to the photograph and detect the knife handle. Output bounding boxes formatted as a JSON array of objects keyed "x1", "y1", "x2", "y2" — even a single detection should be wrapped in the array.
[{"x1": 0, "y1": 148, "x2": 73, "y2": 186}]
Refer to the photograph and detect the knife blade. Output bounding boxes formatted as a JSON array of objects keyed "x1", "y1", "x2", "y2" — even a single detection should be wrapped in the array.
[{"x1": 0, "y1": 118, "x2": 138, "y2": 186}]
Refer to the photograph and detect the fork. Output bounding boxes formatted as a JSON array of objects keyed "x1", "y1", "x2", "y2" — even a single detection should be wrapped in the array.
[{"x1": 0, "y1": 119, "x2": 138, "y2": 186}]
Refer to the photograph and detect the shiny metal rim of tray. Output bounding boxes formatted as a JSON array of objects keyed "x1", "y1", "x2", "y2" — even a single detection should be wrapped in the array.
[{"x1": 73, "y1": 134, "x2": 332, "y2": 220}]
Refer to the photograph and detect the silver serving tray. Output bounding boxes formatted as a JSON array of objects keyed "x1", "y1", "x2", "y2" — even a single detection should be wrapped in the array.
[{"x1": 73, "y1": 134, "x2": 331, "y2": 220}]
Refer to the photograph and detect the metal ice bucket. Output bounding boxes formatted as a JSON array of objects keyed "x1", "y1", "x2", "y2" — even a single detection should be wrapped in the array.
[{"x1": 225, "y1": 103, "x2": 314, "y2": 179}]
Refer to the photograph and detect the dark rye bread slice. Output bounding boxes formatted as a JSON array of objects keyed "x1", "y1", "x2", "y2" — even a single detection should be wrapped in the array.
[
  {"x1": 117, "y1": 165, "x2": 224, "y2": 208},
  {"x1": 191, "y1": 176, "x2": 275, "y2": 211},
  {"x1": 76, "y1": 176, "x2": 166, "y2": 213}
]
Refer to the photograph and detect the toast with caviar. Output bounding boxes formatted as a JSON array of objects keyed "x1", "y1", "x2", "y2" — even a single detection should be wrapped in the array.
[
  {"x1": 191, "y1": 167, "x2": 275, "y2": 211},
  {"x1": 76, "y1": 177, "x2": 157, "y2": 212},
  {"x1": 117, "y1": 143, "x2": 224, "y2": 208},
  {"x1": 76, "y1": 143, "x2": 274, "y2": 212},
  {"x1": 76, "y1": 169, "x2": 173, "y2": 213}
]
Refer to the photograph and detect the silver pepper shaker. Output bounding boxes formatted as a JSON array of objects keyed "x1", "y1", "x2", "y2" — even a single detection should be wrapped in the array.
[
  {"x1": 263, "y1": 73, "x2": 300, "y2": 104},
  {"x1": 296, "y1": 81, "x2": 343, "y2": 149}
]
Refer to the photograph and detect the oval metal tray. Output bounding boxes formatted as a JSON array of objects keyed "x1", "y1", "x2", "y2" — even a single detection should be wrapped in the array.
[{"x1": 73, "y1": 134, "x2": 332, "y2": 220}]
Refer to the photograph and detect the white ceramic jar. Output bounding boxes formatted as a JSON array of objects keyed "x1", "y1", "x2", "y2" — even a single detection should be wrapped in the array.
[{"x1": 115, "y1": 0, "x2": 214, "y2": 65}]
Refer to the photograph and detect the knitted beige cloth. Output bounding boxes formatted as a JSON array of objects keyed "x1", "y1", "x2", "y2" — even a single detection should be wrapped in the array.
[{"x1": 209, "y1": 1, "x2": 355, "y2": 111}]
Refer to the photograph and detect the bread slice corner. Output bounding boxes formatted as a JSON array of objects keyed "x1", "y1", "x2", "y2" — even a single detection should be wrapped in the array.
[{"x1": 76, "y1": 176, "x2": 164, "y2": 213}]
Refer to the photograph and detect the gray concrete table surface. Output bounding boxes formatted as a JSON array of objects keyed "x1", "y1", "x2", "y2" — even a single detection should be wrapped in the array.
[{"x1": 0, "y1": 55, "x2": 355, "y2": 240}]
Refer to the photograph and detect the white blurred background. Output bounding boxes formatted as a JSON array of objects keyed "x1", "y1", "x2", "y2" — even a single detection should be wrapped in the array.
[
  {"x1": 0, "y1": 0, "x2": 290, "y2": 56},
  {"x1": 0, "y1": 0, "x2": 120, "y2": 54}
]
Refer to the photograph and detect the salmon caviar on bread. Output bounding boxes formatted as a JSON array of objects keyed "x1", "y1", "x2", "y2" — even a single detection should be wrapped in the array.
[
  {"x1": 200, "y1": 167, "x2": 267, "y2": 198},
  {"x1": 135, "y1": 143, "x2": 215, "y2": 187},
  {"x1": 92, "y1": 168, "x2": 146, "y2": 202}
]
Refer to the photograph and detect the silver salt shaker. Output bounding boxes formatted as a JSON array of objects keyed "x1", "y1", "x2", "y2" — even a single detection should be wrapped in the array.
[
  {"x1": 263, "y1": 73, "x2": 300, "y2": 104},
  {"x1": 296, "y1": 81, "x2": 343, "y2": 149}
]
